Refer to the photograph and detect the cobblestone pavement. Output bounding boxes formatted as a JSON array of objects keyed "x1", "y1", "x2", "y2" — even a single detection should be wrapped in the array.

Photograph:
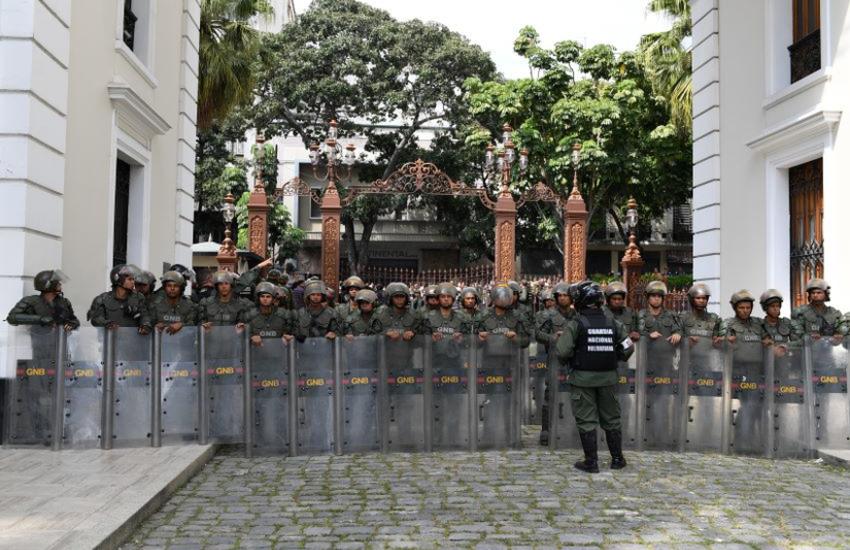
[{"x1": 125, "y1": 437, "x2": 850, "y2": 549}]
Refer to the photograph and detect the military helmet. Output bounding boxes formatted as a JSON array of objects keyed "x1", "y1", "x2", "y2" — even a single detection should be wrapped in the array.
[
  {"x1": 687, "y1": 283, "x2": 711, "y2": 301},
  {"x1": 169, "y1": 264, "x2": 196, "y2": 285},
  {"x1": 266, "y1": 268, "x2": 284, "y2": 284},
  {"x1": 355, "y1": 288, "x2": 378, "y2": 304},
  {"x1": 645, "y1": 280, "x2": 668, "y2": 296},
  {"x1": 304, "y1": 280, "x2": 327, "y2": 298},
  {"x1": 385, "y1": 282, "x2": 411, "y2": 300},
  {"x1": 490, "y1": 285, "x2": 514, "y2": 308},
  {"x1": 759, "y1": 289, "x2": 783, "y2": 311},
  {"x1": 255, "y1": 281, "x2": 277, "y2": 297},
  {"x1": 34, "y1": 269, "x2": 67, "y2": 293},
  {"x1": 437, "y1": 283, "x2": 457, "y2": 299},
  {"x1": 730, "y1": 290, "x2": 755, "y2": 307},
  {"x1": 805, "y1": 278, "x2": 830, "y2": 298},
  {"x1": 552, "y1": 282, "x2": 572, "y2": 298},
  {"x1": 604, "y1": 281, "x2": 627, "y2": 298},
  {"x1": 160, "y1": 270, "x2": 186, "y2": 288},
  {"x1": 571, "y1": 280, "x2": 604, "y2": 309},
  {"x1": 342, "y1": 276, "x2": 365, "y2": 290},
  {"x1": 135, "y1": 270, "x2": 155, "y2": 287},
  {"x1": 424, "y1": 285, "x2": 438, "y2": 299},
  {"x1": 539, "y1": 289, "x2": 554, "y2": 302},
  {"x1": 274, "y1": 285, "x2": 290, "y2": 302},
  {"x1": 507, "y1": 280, "x2": 522, "y2": 295},
  {"x1": 212, "y1": 270, "x2": 236, "y2": 286},
  {"x1": 109, "y1": 264, "x2": 139, "y2": 287},
  {"x1": 460, "y1": 286, "x2": 481, "y2": 304}
]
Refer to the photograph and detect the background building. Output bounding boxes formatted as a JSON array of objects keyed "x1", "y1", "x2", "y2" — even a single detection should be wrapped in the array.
[
  {"x1": 691, "y1": 0, "x2": 848, "y2": 315},
  {"x1": 0, "y1": 0, "x2": 200, "y2": 373}
]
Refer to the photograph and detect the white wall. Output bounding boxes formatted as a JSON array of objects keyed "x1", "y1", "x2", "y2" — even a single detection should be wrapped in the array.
[{"x1": 693, "y1": 0, "x2": 850, "y2": 317}]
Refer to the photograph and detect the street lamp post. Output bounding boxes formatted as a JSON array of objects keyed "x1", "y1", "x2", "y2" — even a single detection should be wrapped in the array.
[
  {"x1": 309, "y1": 120, "x2": 358, "y2": 290},
  {"x1": 563, "y1": 142, "x2": 589, "y2": 282},
  {"x1": 620, "y1": 196, "x2": 645, "y2": 305},
  {"x1": 485, "y1": 124, "x2": 528, "y2": 282},
  {"x1": 216, "y1": 192, "x2": 238, "y2": 271}
]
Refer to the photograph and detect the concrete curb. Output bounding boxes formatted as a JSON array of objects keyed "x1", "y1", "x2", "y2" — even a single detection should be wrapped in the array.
[
  {"x1": 817, "y1": 448, "x2": 850, "y2": 469},
  {"x1": 94, "y1": 444, "x2": 218, "y2": 550}
]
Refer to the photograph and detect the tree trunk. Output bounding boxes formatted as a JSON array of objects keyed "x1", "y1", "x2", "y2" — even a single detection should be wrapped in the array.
[
  {"x1": 344, "y1": 217, "x2": 360, "y2": 276},
  {"x1": 356, "y1": 220, "x2": 376, "y2": 274}
]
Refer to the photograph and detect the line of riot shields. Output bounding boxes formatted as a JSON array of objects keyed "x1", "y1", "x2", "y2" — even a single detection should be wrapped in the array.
[
  {"x1": 6, "y1": 325, "x2": 848, "y2": 458},
  {"x1": 540, "y1": 336, "x2": 850, "y2": 458},
  {"x1": 3, "y1": 326, "x2": 525, "y2": 456}
]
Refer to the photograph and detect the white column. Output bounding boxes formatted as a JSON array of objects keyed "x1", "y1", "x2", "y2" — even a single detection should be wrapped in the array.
[
  {"x1": 691, "y1": 0, "x2": 721, "y2": 312},
  {"x1": 174, "y1": 0, "x2": 200, "y2": 266},
  {"x1": 0, "y1": 0, "x2": 71, "y2": 376}
]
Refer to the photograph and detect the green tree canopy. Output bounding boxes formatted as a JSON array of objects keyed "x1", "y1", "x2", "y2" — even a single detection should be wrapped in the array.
[
  {"x1": 462, "y1": 27, "x2": 692, "y2": 255},
  {"x1": 251, "y1": 0, "x2": 497, "y2": 274}
]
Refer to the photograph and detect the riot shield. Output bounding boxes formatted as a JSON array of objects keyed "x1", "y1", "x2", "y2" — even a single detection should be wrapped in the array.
[
  {"x1": 110, "y1": 328, "x2": 153, "y2": 447},
  {"x1": 160, "y1": 328, "x2": 199, "y2": 443},
  {"x1": 527, "y1": 345, "x2": 548, "y2": 427},
  {"x1": 249, "y1": 337, "x2": 290, "y2": 455},
  {"x1": 294, "y1": 337, "x2": 335, "y2": 454},
  {"x1": 3, "y1": 325, "x2": 59, "y2": 447},
  {"x1": 381, "y1": 336, "x2": 426, "y2": 453},
  {"x1": 729, "y1": 338, "x2": 768, "y2": 455},
  {"x1": 201, "y1": 326, "x2": 245, "y2": 444},
  {"x1": 808, "y1": 338, "x2": 850, "y2": 450},
  {"x1": 639, "y1": 338, "x2": 683, "y2": 451},
  {"x1": 63, "y1": 327, "x2": 104, "y2": 448},
  {"x1": 682, "y1": 337, "x2": 725, "y2": 452},
  {"x1": 340, "y1": 336, "x2": 379, "y2": 454},
  {"x1": 771, "y1": 343, "x2": 811, "y2": 457},
  {"x1": 430, "y1": 334, "x2": 470, "y2": 451},
  {"x1": 549, "y1": 350, "x2": 580, "y2": 450},
  {"x1": 613, "y1": 352, "x2": 638, "y2": 449},
  {"x1": 476, "y1": 334, "x2": 520, "y2": 450}
]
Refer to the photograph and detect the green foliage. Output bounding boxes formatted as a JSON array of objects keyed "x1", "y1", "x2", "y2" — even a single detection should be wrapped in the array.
[
  {"x1": 235, "y1": 190, "x2": 304, "y2": 263},
  {"x1": 462, "y1": 30, "x2": 692, "y2": 255},
  {"x1": 251, "y1": 0, "x2": 496, "y2": 273},
  {"x1": 199, "y1": 0, "x2": 273, "y2": 129},
  {"x1": 640, "y1": 0, "x2": 692, "y2": 134},
  {"x1": 666, "y1": 273, "x2": 693, "y2": 288}
]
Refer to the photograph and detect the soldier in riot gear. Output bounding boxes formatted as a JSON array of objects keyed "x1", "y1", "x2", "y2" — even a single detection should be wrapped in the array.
[
  {"x1": 792, "y1": 278, "x2": 846, "y2": 344},
  {"x1": 249, "y1": 282, "x2": 293, "y2": 346},
  {"x1": 232, "y1": 258, "x2": 274, "y2": 299},
  {"x1": 149, "y1": 271, "x2": 198, "y2": 334},
  {"x1": 274, "y1": 285, "x2": 293, "y2": 310},
  {"x1": 423, "y1": 285, "x2": 440, "y2": 313},
  {"x1": 760, "y1": 289, "x2": 801, "y2": 356},
  {"x1": 478, "y1": 285, "x2": 529, "y2": 347},
  {"x1": 679, "y1": 283, "x2": 723, "y2": 346},
  {"x1": 344, "y1": 289, "x2": 381, "y2": 337},
  {"x1": 540, "y1": 289, "x2": 555, "y2": 312},
  {"x1": 723, "y1": 291, "x2": 767, "y2": 343},
  {"x1": 508, "y1": 280, "x2": 534, "y2": 342},
  {"x1": 458, "y1": 287, "x2": 483, "y2": 331},
  {"x1": 336, "y1": 276, "x2": 366, "y2": 320},
  {"x1": 638, "y1": 281, "x2": 681, "y2": 344},
  {"x1": 535, "y1": 282, "x2": 574, "y2": 445},
  {"x1": 294, "y1": 280, "x2": 339, "y2": 341},
  {"x1": 88, "y1": 264, "x2": 151, "y2": 333},
  {"x1": 199, "y1": 271, "x2": 253, "y2": 328},
  {"x1": 375, "y1": 282, "x2": 420, "y2": 341},
  {"x1": 423, "y1": 283, "x2": 470, "y2": 358},
  {"x1": 603, "y1": 282, "x2": 639, "y2": 340},
  {"x1": 7, "y1": 269, "x2": 80, "y2": 330},
  {"x1": 134, "y1": 270, "x2": 156, "y2": 300},
  {"x1": 556, "y1": 281, "x2": 633, "y2": 473}
]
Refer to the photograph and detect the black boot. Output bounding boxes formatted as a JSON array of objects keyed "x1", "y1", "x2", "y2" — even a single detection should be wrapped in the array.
[
  {"x1": 539, "y1": 405, "x2": 549, "y2": 446},
  {"x1": 574, "y1": 430, "x2": 599, "y2": 473},
  {"x1": 605, "y1": 429, "x2": 627, "y2": 469}
]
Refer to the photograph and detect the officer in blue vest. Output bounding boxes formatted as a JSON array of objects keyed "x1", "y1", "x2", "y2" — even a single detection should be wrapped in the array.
[{"x1": 556, "y1": 280, "x2": 634, "y2": 473}]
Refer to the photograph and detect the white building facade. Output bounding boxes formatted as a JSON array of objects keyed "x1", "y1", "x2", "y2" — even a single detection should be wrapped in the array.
[
  {"x1": 691, "y1": 0, "x2": 849, "y2": 316},
  {"x1": 0, "y1": 0, "x2": 200, "y2": 371}
]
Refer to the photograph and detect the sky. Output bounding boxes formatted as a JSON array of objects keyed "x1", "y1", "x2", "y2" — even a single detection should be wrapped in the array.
[{"x1": 290, "y1": 0, "x2": 673, "y2": 79}]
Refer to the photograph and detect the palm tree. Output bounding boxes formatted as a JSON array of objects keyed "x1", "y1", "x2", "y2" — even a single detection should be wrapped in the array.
[
  {"x1": 198, "y1": 0, "x2": 273, "y2": 130},
  {"x1": 641, "y1": 0, "x2": 692, "y2": 134}
]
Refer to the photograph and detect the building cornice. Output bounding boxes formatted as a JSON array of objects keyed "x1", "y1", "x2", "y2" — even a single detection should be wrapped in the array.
[
  {"x1": 107, "y1": 80, "x2": 171, "y2": 145},
  {"x1": 746, "y1": 109, "x2": 841, "y2": 154}
]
